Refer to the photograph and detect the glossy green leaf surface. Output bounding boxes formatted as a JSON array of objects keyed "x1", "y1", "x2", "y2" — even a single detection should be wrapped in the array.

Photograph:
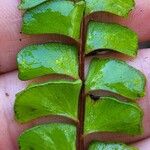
[
  {"x1": 89, "y1": 141, "x2": 138, "y2": 150},
  {"x1": 17, "y1": 43, "x2": 79, "y2": 80},
  {"x1": 85, "y1": 0, "x2": 135, "y2": 17},
  {"x1": 19, "y1": 123, "x2": 76, "y2": 150},
  {"x1": 85, "y1": 22, "x2": 138, "y2": 57},
  {"x1": 15, "y1": 79, "x2": 82, "y2": 123},
  {"x1": 18, "y1": 0, "x2": 47, "y2": 9},
  {"x1": 84, "y1": 96, "x2": 143, "y2": 135},
  {"x1": 22, "y1": 0, "x2": 85, "y2": 40},
  {"x1": 85, "y1": 58, "x2": 146, "y2": 100}
]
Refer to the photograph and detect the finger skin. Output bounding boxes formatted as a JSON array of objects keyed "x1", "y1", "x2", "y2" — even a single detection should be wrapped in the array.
[
  {"x1": 0, "y1": 49, "x2": 150, "y2": 150},
  {"x1": 0, "y1": 0, "x2": 150, "y2": 74},
  {"x1": 133, "y1": 138, "x2": 150, "y2": 150}
]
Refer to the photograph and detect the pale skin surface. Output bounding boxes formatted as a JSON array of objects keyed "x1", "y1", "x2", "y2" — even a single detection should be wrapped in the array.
[{"x1": 0, "y1": 0, "x2": 150, "y2": 149}]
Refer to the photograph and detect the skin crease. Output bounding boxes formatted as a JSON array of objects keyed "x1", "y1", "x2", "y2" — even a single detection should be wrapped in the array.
[{"x1": 0, "y1": 0, "x2": 150, "y2": 149}]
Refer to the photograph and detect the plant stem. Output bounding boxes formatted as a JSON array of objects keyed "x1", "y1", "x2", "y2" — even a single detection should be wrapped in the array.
[{"x1": 77, "y1": 16, "x2": 87, "y2": 150}]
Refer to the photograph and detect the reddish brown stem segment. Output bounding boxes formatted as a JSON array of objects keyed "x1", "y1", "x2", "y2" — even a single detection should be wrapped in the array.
[{"x1": 77, "y1": 16, "x2": 88, "y2": 150}]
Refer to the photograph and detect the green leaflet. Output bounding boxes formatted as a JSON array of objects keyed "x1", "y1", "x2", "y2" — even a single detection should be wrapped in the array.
[
  {"x1": 85, "y1": 22, "x2": 138, "y2": 57},
  {"x1": 89, "y1": 141, "x2": 138, "y2": 150},
  {"x1": 22, "y1": 0, "x2": 85, "y2": 40},
  {"x1": 85, "y1": 58, "x2": 146, "y2": 100},
  {"x1": 85, "y1": 0, "x2": 135, "y2": 17},
  {"x1": 18, "y1": 0, "x2": 47, "y2": 9},
  {"x1": 14, "y1": 79, "x2": 82, "y2": 123},
  {"x1": 18, "y1": 0, "x2": 81, "y2": 10},
  {"x1": 17, "y1": 43, "x2": 79, "y2": 80},
  {"x1": 19, "y1": 0, "x2": 134, "y2": 17},
  {"x1": 19, "y1": 123, "x2": 76, "y2": 150},
  {"x1": 84, "y1": 96, "x2": 143, "y2": 135}
]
